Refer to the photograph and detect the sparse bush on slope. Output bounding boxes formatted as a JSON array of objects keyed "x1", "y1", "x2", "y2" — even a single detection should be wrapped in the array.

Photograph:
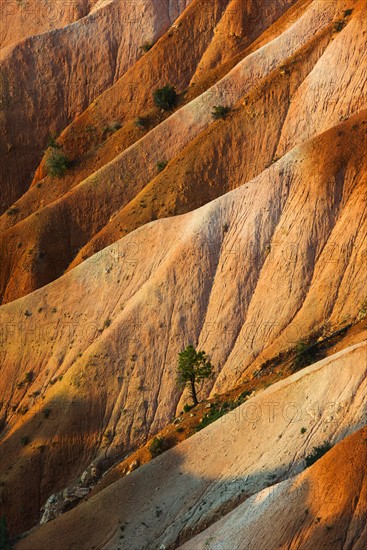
[
  {"x1": 212, "y1": 105, "x2": 230, "y2": 119},
  {"x1": 305, "y1": 442, "x2": 332, "y2": 467},
  {"x1": 45, "y1": 149, "x2": 70, "y2": 178},
  {"x1": 153, "y1": 85, "x2": 178, "y2": 111},
  {"x1": 149, "y1": 436, "x2": 167, "y2": 458}
]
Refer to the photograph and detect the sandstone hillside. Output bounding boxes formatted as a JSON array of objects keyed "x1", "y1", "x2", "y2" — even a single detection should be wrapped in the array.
[{"x1": 0, "y1": 0, "x2": 366, "y2": 547}]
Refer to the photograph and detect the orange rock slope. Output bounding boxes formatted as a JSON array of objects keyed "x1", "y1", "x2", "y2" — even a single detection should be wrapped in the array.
[
  {"x1": 13, "y1": 344, "x2": 367, "y2": 549},
  {"x1": 1, "y1": 0, "x2": 366, "y2": 304},
  {"x1": 0, "y1": 0, "x2": 191, "y2": 213},
  {"x1": 0, "y1": 0, "x2": 366, "y2": 546}
]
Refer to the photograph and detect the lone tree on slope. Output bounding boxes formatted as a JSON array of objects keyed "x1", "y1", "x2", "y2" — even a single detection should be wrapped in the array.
[{"x1": 177, "y1": 345, "x2": 214, "y2": 406}]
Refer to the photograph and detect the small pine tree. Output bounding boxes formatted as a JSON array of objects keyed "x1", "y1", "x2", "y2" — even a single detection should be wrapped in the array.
[
  {"x1": 153, "y1": 85, "x2": 177, "y2": 111},
  {"x1": 177, "y1": 345, "x2": 214, "y2": 406},
  {"x1": 0, "y1": 516, "x2": 11, "y2": 550}
]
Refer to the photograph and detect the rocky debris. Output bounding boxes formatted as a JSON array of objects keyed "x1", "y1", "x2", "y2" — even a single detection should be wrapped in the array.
[
  {"x1": 127, "y1": 460, "x2": 140, "y2": 474},
  {"x1": 40, "y1": 461, "x2": 102, "y2": 525},
  {"x1": 40, "y1": 486, "x2": 90, "y2": 525},
  {"x1": 80, "y1": 462, "x2": 101, "y2": 487}
]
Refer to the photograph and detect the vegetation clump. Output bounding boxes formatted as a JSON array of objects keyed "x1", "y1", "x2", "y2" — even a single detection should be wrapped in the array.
[
  {"x1": 46, "y1": 149, "x2": 70, "y2": 178},
  {"x1": 195, "y1": 401, "x2": 236, "y2": 432},
  {"x1": 292, "y1": 339, "x2": 324, "y2": 371},
  {"x1": 140, "y1": 42, "x2": 154, "y2": 52},
  {"x1": 157, "y1": 160, "x2": 167, "y2": 172},
  {"x1": 305, "y1": 442, "x2": 331, "y2": 467},
  {"x1": 334, "y1": 20, "x2": 347, "y2": 32},
  {"x1": 135, "y1": 116, "x2": 149, "y2": 129},
  {"x1": 153, "y1": 85, "x2": 178, "y2": 111},
  {"x1": 358, "y1": 297, "x2": 367, "y2": 319},
  {"x1": 24, "y1": 371, "x2": 34, "y2": 384},
  {"x1": 46, "y1": 135, "x2": 60, "y2": 149},
  {"x1": 103, "y1": 122, "x2": 122, "y2": 135},
  {"x1": 149, "y1": 436, "x2": 167, "y2": 458},
  {"x1": 212, "y1": 105, "x2": 230, "y2": 119},
  {"x1": 6, "y1": 207, "x2": 19, "y2": 216}
]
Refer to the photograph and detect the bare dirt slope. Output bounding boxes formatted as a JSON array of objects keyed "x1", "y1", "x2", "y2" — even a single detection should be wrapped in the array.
[
  {"x1": 14, "y1": 342, "x2": 367, "y2": 549},
  {"x1": 0, "y1": 0, "x2": 191, "y2": 213},
  {"x1": 0, "y1": 0, "x2": 303, "y2": 290},
  {"x1": 0, "y1": 0, "x2": 101, "y2": 50},
  {"x1": 0, "y1": 0, "x2": 367, "y2": 302},
  {"x1": 3, "y1": 0, "x2": 362, "y2": 301},
  {"x1": 180, "y1": 425, "x2": 367, "y2": 550},
  {"x1": 0, "y1": 0, "x2": 366, "y2": 543},
  {"x1": 0, "y1": 122, "x2": 365, "y2": 535}
]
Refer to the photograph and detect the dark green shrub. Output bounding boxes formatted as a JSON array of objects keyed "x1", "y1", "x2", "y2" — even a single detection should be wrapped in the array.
[
  {"x1": 359, "y1": 297, "x2": 367, "y2": 319},
  {"x1": 43, "y1": 408, "x2": 51, "y2": 419},
  {"x1": 195, "y1": 401, "x2": 236, "y2": 432},
  {"x1": 292, "y1": 340, "x2": 324, "y2": 371},
  {"x1": 46, "y1": 135, "x2": 60, "y2": 149},
  {"x1": 103, "y1": 429, "x2": 113, "y2": 443},
  {"x1": 343, "y1": 9, "x2": 353, "y2": 17},
  {"x1": 334, "y1": 20, "x2": 346, "y2": 32},
  {"x1": 140, "y1": 42, "x2": 154, "y2": 52},
  {"x1": 135, "y1": 116, "x2": 149, "y2": 129},
  {"x1": 305, "y1": 442, "x2": 331, "y2": 467},
  {"x1": 153, "y1": 85, "x2": 178, "y2": 111},
  {"x1": 157, "y1": 160, "x2": 167, "y2": 172},
  {"x1": 24, "y1": 371, "x2": 34, "y2": 383},
  {"x1": 183, "y1": 403, "x2": 193, "y2": 413},
  {"x1": 212, "y1": 105, "x2": 230, "y2": 119},
  {"x1": 237, "y1": 390, "x2": 251, "y2": 403},
  {"x1": 301, "y1": 427, "x2": 307, "y2": 434},
  {"x1": 103, "y1": 122, "x2": 121, "y2": 135},
  {"x1": 149, "y1": 436, "x2": 166, "y2": 458},
  {"x1": 6, "y1": 207, "x2": 19, "y2": 216},
  {"x1": 46, "y1": 150, "x2": 70, "y2": 177},
  {"x1": 20, "y1": 436, "x2": 29, "y2": 447}
]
